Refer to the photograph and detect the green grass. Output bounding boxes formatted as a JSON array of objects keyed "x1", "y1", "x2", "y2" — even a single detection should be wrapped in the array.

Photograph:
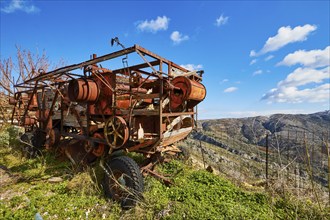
[{"x1": 0, "y1": 125, "x2": 329, "y2": 219}]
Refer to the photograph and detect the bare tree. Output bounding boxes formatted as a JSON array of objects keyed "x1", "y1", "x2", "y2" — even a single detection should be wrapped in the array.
[{"x1": 0, "y1": 46, "x2": 62, "y2": 125}]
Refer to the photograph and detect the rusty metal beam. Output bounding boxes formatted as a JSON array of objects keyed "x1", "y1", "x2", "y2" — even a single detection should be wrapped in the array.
[
  {"x1": 112, "y1": 60, "x2": 160, "y2": 74},
  {"x1": 16, "y1": 46, "x2": 138, "y2": 85},
  {"x1": 135, "y1": 45, "x2": 189, "y2": 73}
]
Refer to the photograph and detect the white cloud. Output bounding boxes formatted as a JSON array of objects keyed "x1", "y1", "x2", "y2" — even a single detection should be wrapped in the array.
[
  {"x1": 136, "y1": 16, "x2": 169, "y2": 33},
  {"x1": 215, "y1": 14, "x2": 229, "y2": 27},
  {"x1": 180, "y1": 64, "x2": 203, "y2": 71},
  {"x1": 1, "y1": 0, "x2": 40, "y2": 14},
  {"x1": 224, "y1": 87, "x2": 238, "y2": 93},
  {"x1": 223, "y1": 109, "x2": 310, "y2": 118},
  {"x1": 278, "y1": 46, "x2": 330, "y2": 68},
  {"x1": 278, "y1": 67, "x2": 329, "y2": 87},
  {"x1": 262, "y1": 67, "x2": 330, "y2": 103},
  {"x1": 262, "y1": 84, "x2": 330, "y2": 103},
  {"x1": 253, "y1": 70, "x2": 263, "y2": 76},
  {"x1": 265, "y1": 55, "x2": 274, "y2": 61},
  {"x1": 250, "y1": 59, "x2": 257, "y2": 65},
  {"x1": 251, "y1": 24, "x2": 317, "y2": 56},
  {"x1": 249, "y1": 50, "x2": 257, "y2": 57},
  {"x1": 170, "y1": 31, "x2": 189, "y2": 44}
]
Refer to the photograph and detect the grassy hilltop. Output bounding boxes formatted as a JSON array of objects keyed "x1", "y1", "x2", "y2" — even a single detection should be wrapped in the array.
[{"x1": 0, "y1": 124, "x2": 329, "y2": 219}]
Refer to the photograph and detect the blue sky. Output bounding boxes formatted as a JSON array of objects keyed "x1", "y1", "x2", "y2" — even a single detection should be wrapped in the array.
[{"x1": 1, "y1": 0, "x2": 329, "y2": 119}]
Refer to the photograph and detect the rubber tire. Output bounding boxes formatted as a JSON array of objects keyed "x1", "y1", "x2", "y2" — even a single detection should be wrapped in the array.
[
  {"x1": 20, "y1": 133, "x2": 36, "y2": 159},
  {"x1": 103, "y1": 156, "x2": 144, "y2": 209}
]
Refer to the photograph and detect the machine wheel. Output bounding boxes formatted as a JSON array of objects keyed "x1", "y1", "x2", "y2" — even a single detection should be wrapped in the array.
[
  {"x1": 20, "y1": 133, "x2": 38, "y2": 158},
  {"x1": 104, "y1": 116, "x2": 129, "y2": 149},
  {"x1": 103, "y1": 156, "x2": 144, "y2": 209}
]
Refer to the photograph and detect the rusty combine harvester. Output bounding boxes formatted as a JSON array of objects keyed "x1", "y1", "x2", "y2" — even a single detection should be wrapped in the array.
[{"x1": 10, "y1": 44, "x2": 206, "y2": 207}]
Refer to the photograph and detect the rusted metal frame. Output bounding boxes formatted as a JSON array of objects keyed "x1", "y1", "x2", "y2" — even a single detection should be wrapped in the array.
[
  {"x1": 60, "y1": 96, "x2": 64, "y2": 135},
  {"x1": 162, "y1": 112, "x2": 195, "y2": 117},
  {"x1": 10, "y1": 93, "x2": 21, "y2": 124},
  {"x1": 91, "y1": 70, "x2": 115, "y2": 92},
  {"x1": 61, "y1": 132, "x2": 108, "y2": 145},
  {"x1": 43, "y1": 86, "x2": 60, "y2": 129},
  {"x1": 112, "y1": 60, "x2": 160, "y2": 74},
  {"x1": 20, "y1": 46, "x2": 137, "y2": 85},
  {"x1": 125, "y1": 139, "x2": 157, "y2": 152},
  {"x1": 136, "y1": 45, "x2": 188, "y2": 74},
  {"x1": 159, "y1": 77, "x2": 164, "y2": 140},
  {"x1": 132, "y1": 93, "x2": 159, "y2": 100},
  {"x1": 63, "y1": 72, "x2": 82, "y2": 79},
  {"x1": 71, "y1": 107, "x2": 87, "y2": 135},
  {"x1": 86, "y1": 103, "x2": 91, "y2": 138},
  {"x1": 135, "y1": 49, "x2": 159, "y2": 77},
  {"x1": 21, "y1": 80, "x2": 39, "y2": 126},
  {"x1": 120, "y1": 109, "x2": 158, "y2": 116}
]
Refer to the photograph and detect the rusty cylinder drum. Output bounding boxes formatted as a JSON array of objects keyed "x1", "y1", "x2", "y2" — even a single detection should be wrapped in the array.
[
  {"x1": 68, "y1": 78, "x2": 99, "y2": 103},
  {"x1": 170, "y1": 76, "x2": 206, "y2": 109}
]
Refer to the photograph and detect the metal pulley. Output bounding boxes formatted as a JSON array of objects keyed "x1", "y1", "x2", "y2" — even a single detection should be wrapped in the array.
[
  {"x1": 104, "y1": 116, "x2": 129, "y2": 149},
  {"x1": 170, "y1": 76, "x2": 206, "y2": 109},
  {"x1": 68, "y1": 78, "x2": 99, "y2": 103}
]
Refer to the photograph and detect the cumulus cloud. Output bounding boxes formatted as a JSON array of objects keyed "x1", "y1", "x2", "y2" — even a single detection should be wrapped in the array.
[
  {"x1": 277, "y1": 46, "x2": 330, "y2": 68},
  {"x1": 262, "y1": 67, "x2": 330, "y2": 103},
  {"x1": 1, "y1": 0, "x2": 40, "y2": 14},
  {"x1": 224, "y1": 87, "x2": 238, "y2": 93},
  {"x1": 180, "y1": 64, "x2": 203, "y2": 71},
  {"x1": 262, "y1": 44, "x2": 330, "y2": 104},
  {"x1": 250, "y1": 24, "x2": 317, "y2": 57},
  {"x1": 170, "y1": 31, "x2": 189, "y2": 44},
  {"x1": 215, "y1": 14, "x2": 229, "y2": 27},
  {"x1": 278, "y1": 67, "x2": 329, "y2": 87},
  {"x1": 136, "y1": 16, "x2": 169, "y2": 33},
  {"x1": 253, "y1": 70, "x2": 263, "y2": 76},
  {"x1": 262, "y1": 84, "x2": 330, "y2": 103}
]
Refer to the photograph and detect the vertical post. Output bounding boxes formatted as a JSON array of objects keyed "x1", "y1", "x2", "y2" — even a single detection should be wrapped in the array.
[
  {"x1": 287, "y1": 130, "x2": 290, "y2": 181},
  {"x1": 159, "y1": 74, "x2": 163, "y2": 139},
  {"x1": 200, "y1": 140, "x2": 206, "y2": 169},
  {"x1": 325, "y1": 134, "x2": 330, "y2": 205},
  {"x1": 266, "y1": 134, "x2": 269, "y2": 182}
]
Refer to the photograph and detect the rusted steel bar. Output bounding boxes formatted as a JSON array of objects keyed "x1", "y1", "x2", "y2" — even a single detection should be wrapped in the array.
[
  {"x1": 17, "y1": 46, "x2": 137, "y2": 85},
  {"x1": 162, "y1": 112, "x2": 195, "y2": 117},
  {"x1": 44, "y1": 88, "x2": 60, "y2": 129},
  {"x1": 135, "y1": 45, "x2": 188, "y2": 73},
  {"x1": 112, "y1": 60, "x2": 160, "y2": 74},
  {"x1": 21, "y1": 80, "x2": 39, "y2": 126}
]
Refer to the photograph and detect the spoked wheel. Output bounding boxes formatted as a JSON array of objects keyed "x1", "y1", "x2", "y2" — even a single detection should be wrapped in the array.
[
  {"x1": 104, "y1": 116, "x2": 129, "y2": 149},
  {"x1": 103, "y1": 156, "x2": 144, "y2": 209}
]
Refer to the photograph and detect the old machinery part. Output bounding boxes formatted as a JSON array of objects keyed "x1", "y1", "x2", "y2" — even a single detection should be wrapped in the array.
[
  {"x1": 103, "y1": 156, "x2": 144, "y2": 209},
  {"x1": 48, "y1": 128, "x2": 61, "y2": 148},
  {"x1": 24, "y1": 116, "x2": 36, "y2": 125},
  {"x1": 104, "y1": 116, "x2": 129, "y2": 149},
  {"x1": 68, "y1": 78, "x2": 99, "y2": 103},
  {"x1": 60, "y1": 139, "x2": 98, "y2": 165},
  {"x1": 91, "y1": 132, "x2": 106, "y2": 157},
  {"x1": 170, "y1": 76, "x2": 206, "y2": 109}
]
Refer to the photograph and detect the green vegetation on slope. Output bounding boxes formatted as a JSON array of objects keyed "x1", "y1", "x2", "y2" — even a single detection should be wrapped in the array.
[{"x1": 0, "y1": 125, "x2": 329, "y2": 219}]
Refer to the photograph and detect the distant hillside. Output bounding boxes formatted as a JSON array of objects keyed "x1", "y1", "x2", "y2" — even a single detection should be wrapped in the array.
[
  {"x1": 199, "y1": 110, "x2": 330, "y2": 146},
  {"x1": 181, "y1": 111, "x2": 330, "y2": 198}
]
